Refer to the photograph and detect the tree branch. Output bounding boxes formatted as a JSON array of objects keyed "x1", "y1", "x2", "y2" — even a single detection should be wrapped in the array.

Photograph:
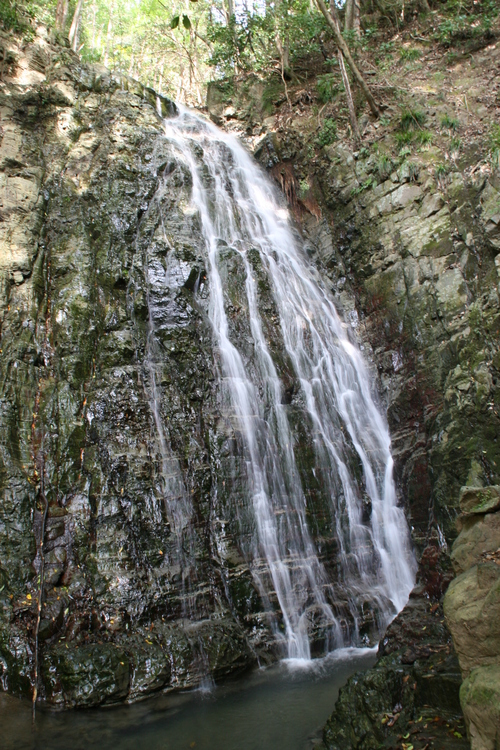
[{"x1": 315, "y1": 0, "x2": 380, "y2": 117}]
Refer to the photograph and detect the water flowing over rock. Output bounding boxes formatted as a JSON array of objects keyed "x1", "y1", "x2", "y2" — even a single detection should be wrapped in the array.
[
  {"x1": 158, "y1": 107, "x2": 415, "y2": 659},
  {"x1": 0, "y1": 31, "x2": 414, "y2": 705}
]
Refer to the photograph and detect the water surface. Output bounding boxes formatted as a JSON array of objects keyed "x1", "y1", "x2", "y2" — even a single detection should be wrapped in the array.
[{"x1": 0, "y1": 648, "x2": 376, "y2": 750}]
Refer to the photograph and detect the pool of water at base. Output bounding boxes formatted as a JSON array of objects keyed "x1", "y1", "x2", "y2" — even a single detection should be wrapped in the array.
[{"x1": 0, "y1": 647, "x2": 377, "y2": 750}]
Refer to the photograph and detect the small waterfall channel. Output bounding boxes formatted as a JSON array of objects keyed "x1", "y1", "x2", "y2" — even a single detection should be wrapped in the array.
[{"x1": 154, "y1": 106, "x2": 415, "y2": 662}]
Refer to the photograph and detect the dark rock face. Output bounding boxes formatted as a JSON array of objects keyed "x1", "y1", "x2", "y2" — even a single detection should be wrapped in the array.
[
  {"x1": 322, "y1": 567, "x2": 468, "y2": 750},
  {"x1": 205, "y1": 34, "x2": 500, "y2": 750},
  {"x1": 1, "y1": 29, "x2": 400, "y2": 708},
  {"x1": 0, "y1": 31, "x2": 263, "y2": 705}
]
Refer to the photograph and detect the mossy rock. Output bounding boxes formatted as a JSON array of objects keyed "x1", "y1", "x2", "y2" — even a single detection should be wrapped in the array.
[
  {"x1": 459, "y1": 486, "x2": 500, "y2": 516},
  {"x1": 43, "y1": 643, "x2": 130, "y2": 707},
  {"x1": 460, "y1": 665, "x2": 500, "y2": 750}
]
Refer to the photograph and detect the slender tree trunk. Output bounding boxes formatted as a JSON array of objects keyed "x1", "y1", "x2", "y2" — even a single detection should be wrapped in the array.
[
  {"x1": 55, "y1": 0, "x2": 68, "y2": 31},
  {"x1": 344, "y1": 0, "x2": 354, "y2": 30},
  {"x1": 316, "y1": 0, "x2": 379, "y2": 116},
  {"x1": 352, "y1": 0, "x2": 361, "y2": 35},
  {"x1": 68, "y1": 0, "x2": 83, "y2": 52},
  {"x1": 90, "y1": 0, "x2": 97, "y2": 48},
  {"x1": 338, "y1": 49, "x2": 361, "y2": 143},
  {"x1": 276, "y1": 0, "x2": 290, "y2": 73},
  {"x1": 104, "y1": 11, "x2": 113, "y2": 67}
]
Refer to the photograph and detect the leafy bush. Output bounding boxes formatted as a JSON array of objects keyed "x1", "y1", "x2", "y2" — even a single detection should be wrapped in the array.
[
  {"x1": 316, "y1": 74, "x2": 339, "y2": 104},
  {"x1": 0, "y1": 0, "x2": 34, "y2": 35},
  {"x1": 441, "y1": 114, "x2": 459, "y2": 130},
  {"x1": 395, "y1": 131, "x2": 415, "y2": 147},
  {"x1": 400, "y1": 47, "x2": 421, "y2": 61},
  {"x1": 399, "y1": 108, "x2": 426, "y2": 132},
  {"x1": 415, "y1": 130, "x2": 433, "y2": 145},
  {"x1": 316, "y1": 119, "x2": 337, "y2": 147}
]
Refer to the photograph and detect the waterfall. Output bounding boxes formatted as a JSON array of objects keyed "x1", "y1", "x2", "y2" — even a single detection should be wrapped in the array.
[{"x1": 157, "y1": 106, "x2": 416, "y2": 661}]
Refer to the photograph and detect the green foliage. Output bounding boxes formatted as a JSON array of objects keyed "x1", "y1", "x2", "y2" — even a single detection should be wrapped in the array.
[
  {"x1": 450, "y1": 136, "x2": 461, "y2": 152},
  {"x1": 0, "y1": 0, "x2": 36, "y2": 36},
  {"x1": 262, "y1": 77, "x2": 286, "y2": 114},
  {"x1": 207, "y1": 1, "x2": 327, "y2": 76},
  {"x1": 351, "y1": 176, "x2": 377, "y2": 196},
  {"x1": 415, "y1": 130, "x2": 433, "y2": 145},
  {"x1": 395, "y1": 131, "x2": 415, "y2": 147},
  {"x1": 399, "y1": 47, "x2": 421, "y2": 61},
  {"x1": 375, "y1": 40, "x2": 395, "y2": 69},
  {"x1": 299, "y1": 179, "x2": 310, "y2": 199},
  {"x1": 316, "y1": 74, "x2": 339, "y2": 104},
  {"x1": 489, "y1": 124, "x2": 500, "y2": 167},
  {"x1": 490, "y1": 124, "x2": 500, "y2": 149},
  {"x1": 399, "y1": 108, "x2": 426, "y2": 132},
  {"x1": 441, "y1": 114, "x2": 459, "y2": 130},
  {"x1": 435, "y1": 0, "x2": 498, "y2": 47},
  {"x1": 375, "y1": 153, "x2": 394, "y2": 180},
  {"x1": 316, "y1": 118, "x2": 337, "y2": 148}
]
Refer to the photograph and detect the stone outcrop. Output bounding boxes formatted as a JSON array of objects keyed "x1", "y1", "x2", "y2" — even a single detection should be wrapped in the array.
[
  {"x1": 0, "y1": 27, "x2": 402, "y2": 708},
  {"x1": 210, "y1": 40, "x2": 500, "y2": 554},
  {"x1": 0, "y1": 28, "x2": 264, "y2": 706},
  {"x1": 205, "y1": 29, "x2": 500, "y2": 750},
  {"x1": 444, "y1": 487, "x2": 500, "y2": 750}
]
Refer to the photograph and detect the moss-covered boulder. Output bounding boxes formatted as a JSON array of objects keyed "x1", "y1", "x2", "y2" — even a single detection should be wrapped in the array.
[
  {"x1": 42, "y1": 644, "x2": 130, "y2": 707},
  {"x1": 460, "y1": 665, "x2": 500, "y2": 750}
]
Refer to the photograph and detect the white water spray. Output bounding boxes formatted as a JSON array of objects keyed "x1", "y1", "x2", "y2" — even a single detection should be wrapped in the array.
[{"x1": 159, "y1": 106, "x2": 415, "y2": 659}]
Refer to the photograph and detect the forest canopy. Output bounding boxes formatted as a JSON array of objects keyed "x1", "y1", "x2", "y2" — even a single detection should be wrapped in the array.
[{"x1": 1, "y1": 0, "x2": 499, "y2": 106}]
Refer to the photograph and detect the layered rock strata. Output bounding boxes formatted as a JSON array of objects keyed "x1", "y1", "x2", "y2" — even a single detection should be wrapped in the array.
[
  {"x1": 0, "y1": 29, "x2": 261, "y2": 706},
  {"x1": 444, "y1": 486, "x2": 500, "y2": 750}
]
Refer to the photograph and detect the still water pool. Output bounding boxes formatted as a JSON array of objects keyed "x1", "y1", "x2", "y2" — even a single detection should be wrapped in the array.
[{"x1": 0, "y1": 648, "x2": 376, "y2": 750}]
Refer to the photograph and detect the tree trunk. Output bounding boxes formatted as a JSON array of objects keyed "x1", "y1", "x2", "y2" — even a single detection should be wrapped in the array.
[
  {"x1": 316, "y1": 0, "x2": 380, "y2": 117},
  {"x1": 275, "y1": 0, "x2": 290, "y2": 73},
  {"x1": 338, "y1": 49, "x2": 361, "y2": 143},
  {"x1": 68, "y1": 0, "x2": 83, "y2": 52},
  {"x1": 352, "y1": 0, "x2": 361, "y2": 35},
  {"x1": 104, "y1": 11, "x2": 113, "y2": 67},
  {"x1": 344, "y1": 0, "x2": 354, "y2": 30},
  {"x1": 55, "y1": 0, "x2": 68, "y2": 31}
]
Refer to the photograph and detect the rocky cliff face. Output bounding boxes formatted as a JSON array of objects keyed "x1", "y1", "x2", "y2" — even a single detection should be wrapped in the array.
[
  {"x1": 0, "y1": 28, "x2": 263, "y2": 706},
  {"x1": 0, "y1": 26, "x2": 411, "y2": 709},
  {"x1": 206, "y1": 30, "x2": 500, "y2": 750},
  {"x1": 1, "y1": 16, "x2": 499, "y2": 729}
]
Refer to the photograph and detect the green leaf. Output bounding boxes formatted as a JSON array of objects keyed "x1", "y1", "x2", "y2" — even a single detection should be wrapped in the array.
[
  {"x1": 182, "y1": 14, "x2": 191, "y2": 29},
  {"x1": 170, "y1": 15, "x2": 179, "y2": 29}
]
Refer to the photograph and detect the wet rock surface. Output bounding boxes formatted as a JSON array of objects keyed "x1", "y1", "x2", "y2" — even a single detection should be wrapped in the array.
[
  {"x1": 319, "y1": 543, "x2": 468, "y2": 750},
  {"x1": 0, "y1": 29, "x2": 266, "y2": 706},
  {"x1": 0, "y1": 27, "x2": 404, "y2": 709},
  {"x1": 444, "y1": 488, "x2": 500, "y2": 750},
  {"x1": 206, "y1": 33, "x2": 500, "y2": 750}
]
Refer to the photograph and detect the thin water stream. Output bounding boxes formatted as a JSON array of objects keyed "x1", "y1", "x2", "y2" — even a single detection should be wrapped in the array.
[{"x1": 0, "y1": 649, "x2": 376, "y2": 750}]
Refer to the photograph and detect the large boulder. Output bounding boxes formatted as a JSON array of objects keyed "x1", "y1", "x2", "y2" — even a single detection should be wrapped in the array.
[
  {"x1": 444, "y1": 486, "x2": 500, "y2": 749},
  {"x1": 451, "y1": 512, "x2": 500, "y2": 575},
  {"x1": 460, "y1": 666, "x2": 500, "y2": 750},
  {"x1": 444, "y1": 563, "x2": 500, "y2": 677},
  {"x1": 459, "y1": 487, "x2": 500, "y2": 517}
]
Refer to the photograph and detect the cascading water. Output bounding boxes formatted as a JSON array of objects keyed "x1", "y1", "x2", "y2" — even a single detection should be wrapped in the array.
[{"x1": 155, "y1": 106, "x2": 415, "y2": 661}]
